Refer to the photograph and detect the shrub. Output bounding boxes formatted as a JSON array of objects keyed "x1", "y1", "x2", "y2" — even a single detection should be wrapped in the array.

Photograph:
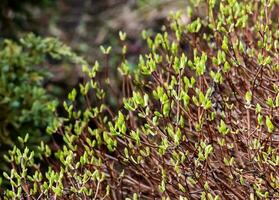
[
  {"x1": 3, "y1": 0, "x2": 279, "y2": 199},
  {"x1": 0, "y1": 34, "x2": 86, "y2": 172}
]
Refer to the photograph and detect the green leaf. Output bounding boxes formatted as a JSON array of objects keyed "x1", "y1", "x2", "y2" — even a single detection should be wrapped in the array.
[
  {"x1": 119, "y1": 31, "x2": 127, "y2": 41},
  {"x1": 68, "y1": 88, "x2": 77, "y2": 101},
  {"x1": 222, "y1": 36, "x2": 229, "y2": 51},
  {"x1": 245, "y1": 90, "x2": 252, "y2": 104},
  {"x1": 100, "y1": 45, "x2": 112, "y2": 54},
  {"x1": 163, "y1": 102, "x2": 170, "y2": 117},
  {"x1": 266, "y1": 116, "x2": 274, "y2": 133},
  {"x1": 275, "y1": 93, "x2": 279, "y2": 107},
  {"x1": 218, "y1": 120, "x2": 229, "y2": 135}
]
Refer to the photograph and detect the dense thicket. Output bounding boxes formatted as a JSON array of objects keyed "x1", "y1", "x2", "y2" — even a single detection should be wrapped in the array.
[{"x1": 2, "y1": 0, "x2": 279, "y2": 199}]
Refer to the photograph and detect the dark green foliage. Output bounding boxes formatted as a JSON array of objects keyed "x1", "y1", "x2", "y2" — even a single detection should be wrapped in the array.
[
  {"x1": 0, "y1": 34, "x2": 86, "y2": 171},
  {"x1": 0, "y1": 37, "x2": 52, "y2": 145}
]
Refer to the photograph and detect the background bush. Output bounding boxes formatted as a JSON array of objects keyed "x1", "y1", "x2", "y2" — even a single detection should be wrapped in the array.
[{"x1": 0, "y1": 33, "x2": 86, "y2": 173}]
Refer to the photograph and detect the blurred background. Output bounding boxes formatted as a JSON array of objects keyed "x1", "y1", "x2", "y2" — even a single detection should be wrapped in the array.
[
  {"x1": 0, "y1": 0, "x2": 189, "y2": 94},
  {"x1": 1, "y1": 0, "x2": 189, "y2": 56}
]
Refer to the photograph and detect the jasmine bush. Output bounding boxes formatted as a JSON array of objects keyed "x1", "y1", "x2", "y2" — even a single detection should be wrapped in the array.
[{"x1": 3, "y1": 0, "x2": 279, "y2": 199}]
